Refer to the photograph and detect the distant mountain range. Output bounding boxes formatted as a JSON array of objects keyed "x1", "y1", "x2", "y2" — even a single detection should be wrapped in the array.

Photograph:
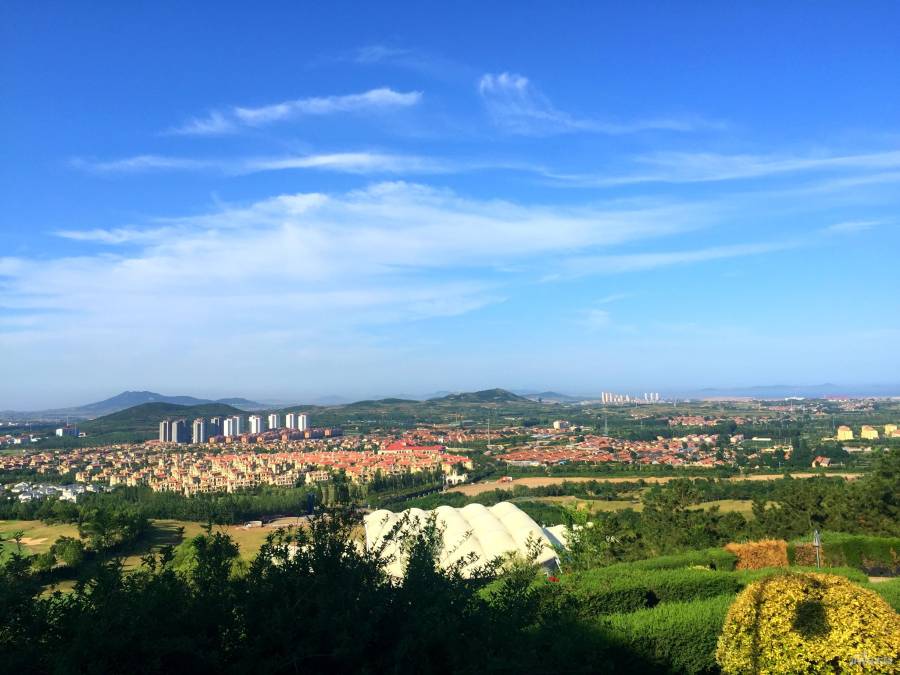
[
  {"x1": 1, "y1": 390, "x2": 268, "y2": 422},
  {"x1": 6, "y1": 383, "x2": 898, "y2": 424},
  {"x1": 55, "y1": 388, "x2": 544, "y2": 442}
]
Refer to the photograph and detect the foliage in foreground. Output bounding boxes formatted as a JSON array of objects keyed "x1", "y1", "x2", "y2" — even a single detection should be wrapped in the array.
[
  {"x1": 0, "y1": 510, "x2": 648, "y2": 674},
  {"x1": 716, "y1": 572, "x2": 900, "y2": 674}
]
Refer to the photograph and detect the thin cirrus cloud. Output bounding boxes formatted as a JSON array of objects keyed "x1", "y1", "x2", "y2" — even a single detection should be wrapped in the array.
[
  {"x1": 546, "y1": 149, "x2": 900, "y2": 186},
  {"x1": 478, "y1": 72, "x2": 720, "y2": 136},
  {"x1": 169, "y1": 87, "x2": 422, "y2": 135},
  {"x1": 554, "y1": 241, "x2": 797, "y2": 280},
  {"x1": 71, "y1": 151, "x2": 447, "y2": 176},
  {"x1": 821, "y1": 219, "x2": 884, "y2": 235}
]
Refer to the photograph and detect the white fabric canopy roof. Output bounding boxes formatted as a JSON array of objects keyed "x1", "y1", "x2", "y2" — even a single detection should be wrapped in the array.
[{"x1": 364, "y1": 501, "x2": 565, "y2": 577}]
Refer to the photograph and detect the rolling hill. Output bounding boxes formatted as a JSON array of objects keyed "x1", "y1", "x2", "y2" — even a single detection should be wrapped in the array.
[
  {"x1": 430, "y1": 388, "x2": 531, "y2": 403},
  {"x1": 79, "y1": 402, "x2": 244, "y2": 441},
  {"x1": 2, "y1": 391, "x2": 267, "y2": 422}
]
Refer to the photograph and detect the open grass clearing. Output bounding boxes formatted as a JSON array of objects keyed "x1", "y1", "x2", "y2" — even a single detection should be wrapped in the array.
[
  {"x1": 0, "y1": 519, "x2": 80, "y2": 559},
  {"x1": 1, "y1": 517, "x2": 301, "y2": 569}
]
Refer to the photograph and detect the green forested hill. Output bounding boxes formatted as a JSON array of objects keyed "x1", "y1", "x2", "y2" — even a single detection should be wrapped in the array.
[{"x1": 79, "y1": 402, "x2": 243, "y2": 442}]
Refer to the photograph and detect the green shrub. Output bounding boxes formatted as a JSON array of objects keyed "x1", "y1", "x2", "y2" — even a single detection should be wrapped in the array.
[
  {"x1": 601, "y1": 594, "x2": 733, "y2": 674},
  {"x1": 717, "y1": 572, "x2": 900, "y2": 674}
]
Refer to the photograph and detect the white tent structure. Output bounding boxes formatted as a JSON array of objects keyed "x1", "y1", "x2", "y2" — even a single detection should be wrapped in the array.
[{"x1": 364, "y1": 501, "x2": 567, "y2": 578}]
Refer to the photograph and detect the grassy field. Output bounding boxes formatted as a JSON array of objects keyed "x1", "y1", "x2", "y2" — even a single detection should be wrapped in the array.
[
  {"x1": 0, "y1": 519, "x2": 80, "y2": 560},
  {"x1": 0, "y1": 517, "x2": 298, "y2": 567}
]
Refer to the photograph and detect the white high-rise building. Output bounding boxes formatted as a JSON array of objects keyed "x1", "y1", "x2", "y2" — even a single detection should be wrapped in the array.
[
  {"x1": 249, "y1": 415, "x2": 265, "y2": 434},
  {"x1": 231, "y1": 415, "x2": 243, "y2": 435},
  {"x1": 223, "y1": 418, "x2": 236, "y2": 437},
  {"x1": 268, "y1": 413, "x2": 280, "y2": 430},
  {"x1": 192, "y1": 418, "x2": 207, "y2": 444},
  {"x1": 298, "y1": 413, "x2": 308, "y2": 431},
  {"x1": 285, "y1": 413, "x2": 297, "y2": 429},
  {"x1": 171, "y1": 419, "x2": 188, "y2": 444}
]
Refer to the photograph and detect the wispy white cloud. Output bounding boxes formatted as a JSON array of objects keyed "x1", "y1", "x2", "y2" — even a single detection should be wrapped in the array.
[
  {"x1": 548, "y1": 149, "x2": 900, "y2": 186},
  {"x1": 72, "y1": 151, "x2": 445, "y2": 176},
  {"x1": 581, "y1": 308, "x2": 612, "y2": 330},
  {"x1": 595, "y1": 293, "x2": 630, "y2": 305},
  {"x1": 2, "y1": 183, "x2": 722, "y2": 397},
  {"x1": 557, "y1": 241, "x2": 795, "y2": 278},
  {"x1": 234, "y1": 88, "x2": 422, "y2": 125},
  {"x1": 6, "y1": 182, "x2": 710, "y2": 326},
  {"x1": 70, "y1": 155, "x2": 213, "y2": 173},
  {"x1": 169, "y1": 111, "x2": 236, "y2": 136},
  {"x1": 478, "y1": 72, "x2": 719, "y2": 136},
  {"x1": 54, "y1": 227, "x2": 177, "y2": 244},
  {"x1": 352, "y1": 45, "x2": 412, "y2": 64},
  {"x1": 822, "y1": 219, "x2": 884, "y2": 235},
  {"x1": 169, "y1": 87, "x2": 422, "y2": 135},
  {"x1": 71, "y1": 151, "x2": 544, "y2": 178}
]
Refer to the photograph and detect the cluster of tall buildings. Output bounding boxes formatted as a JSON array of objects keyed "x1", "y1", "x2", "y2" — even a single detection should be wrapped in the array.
[
  {"x1": 159, "y1": 412, "x2": 309, "y2": 444},
  {"x1": 600, "y1": 392, "x2": 661, "y2": 404},
  {"x1": 836, "y1": 423, "x2": 898, "y2": 441}
]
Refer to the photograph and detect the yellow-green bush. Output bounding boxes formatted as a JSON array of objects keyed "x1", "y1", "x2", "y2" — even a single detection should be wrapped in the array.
[{"x1": 717, "y1": 572, "x2": 900, "y2": 674}]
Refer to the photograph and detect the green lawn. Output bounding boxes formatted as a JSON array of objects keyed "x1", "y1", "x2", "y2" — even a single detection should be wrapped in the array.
[
  {"x1": 1, "y1": 518, "x2": 287, "y2": 569},
  {"x1": 0, "y1": 519, "x2": 80, "y2": 560}
]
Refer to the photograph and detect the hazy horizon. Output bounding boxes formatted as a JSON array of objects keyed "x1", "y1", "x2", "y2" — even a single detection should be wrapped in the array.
[
  {"x1": 6, "y1": 381, "x2": 900, "y2": 412},
  {"x1": 3, "y1": 3, "x2": 899, "y2": 409}
]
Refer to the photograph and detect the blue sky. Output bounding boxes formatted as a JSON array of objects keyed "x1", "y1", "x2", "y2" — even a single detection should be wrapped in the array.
[{"x1": 2, "y1": 2, "x2": 899, "y2": 408}]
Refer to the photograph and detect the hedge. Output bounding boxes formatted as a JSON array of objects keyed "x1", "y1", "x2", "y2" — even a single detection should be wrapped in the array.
[
  {"x1": 600, "y1": 594, "x2": 734, "y2": 674},
  {"x1": 788, "y1": 532, "x2": 900, "y2": 575},
  {"x1": 604, "y1": 548, "x2": 737, "y2": 573},
  {"x1": 564, "y1": 567, "x2": 742, "y2": 616}
]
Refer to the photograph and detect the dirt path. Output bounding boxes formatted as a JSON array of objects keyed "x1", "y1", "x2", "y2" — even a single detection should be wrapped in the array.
[{"x1": 448, "y1": 472, "x2": 861, "y2": 496}]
